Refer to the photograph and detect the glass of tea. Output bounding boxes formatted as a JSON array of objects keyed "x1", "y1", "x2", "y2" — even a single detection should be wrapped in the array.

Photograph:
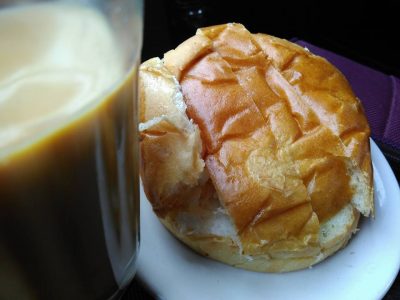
[{"x1": 0, "y1": 0, "x2": 142, "y2": 299}]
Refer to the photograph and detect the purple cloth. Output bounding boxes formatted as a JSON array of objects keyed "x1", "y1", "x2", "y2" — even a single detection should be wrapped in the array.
[{"x1": 294, "y1": 40, "x2": 400, "y2": 151}]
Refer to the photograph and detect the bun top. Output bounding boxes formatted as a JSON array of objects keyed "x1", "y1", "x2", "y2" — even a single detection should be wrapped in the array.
[{"x1": 143, "y1": 23, "x2": 373, "y2": 255}]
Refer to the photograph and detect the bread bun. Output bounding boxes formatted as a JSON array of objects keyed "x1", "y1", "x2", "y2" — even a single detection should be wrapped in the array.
[{"x1": 139, "y1": 23, "x2": 373, "y2": 272}]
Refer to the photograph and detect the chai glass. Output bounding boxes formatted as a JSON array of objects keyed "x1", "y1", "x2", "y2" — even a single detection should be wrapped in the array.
[{"x1": 0, "y1": 0, "x2": 142, "y2": 299}]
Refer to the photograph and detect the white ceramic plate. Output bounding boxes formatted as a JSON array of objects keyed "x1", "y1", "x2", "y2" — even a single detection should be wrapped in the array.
[{"x1": 137, "y1": 140, "x2": 400, "y2": 300}]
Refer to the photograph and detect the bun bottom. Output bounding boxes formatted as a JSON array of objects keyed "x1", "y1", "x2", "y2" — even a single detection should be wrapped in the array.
[{"x1": 160, "y1": 205, "x2": 360, "y2": 272}]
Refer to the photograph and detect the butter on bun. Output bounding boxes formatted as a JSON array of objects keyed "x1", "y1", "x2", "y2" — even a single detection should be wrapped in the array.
[{"x1": 139, "y1": 23, "x2": 374, "y2": 272}]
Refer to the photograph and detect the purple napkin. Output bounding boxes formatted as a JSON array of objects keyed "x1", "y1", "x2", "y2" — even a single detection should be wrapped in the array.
[{"x1": 294, "y1": 40, "x2": 400, "y2": 151}]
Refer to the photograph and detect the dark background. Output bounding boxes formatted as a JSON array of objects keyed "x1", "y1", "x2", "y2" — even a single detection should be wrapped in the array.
[
  {"x1": 127, "y1": 0, "x2": 400, "y2": 299},
  {"x1": 143, "y1": 0, "x2": 400, "y2": 78}
]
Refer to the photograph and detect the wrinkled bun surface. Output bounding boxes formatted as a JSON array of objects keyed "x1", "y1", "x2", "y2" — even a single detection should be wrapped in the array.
[{"x1": 139, "y1": 24, "x2": 373, "y2": 272}]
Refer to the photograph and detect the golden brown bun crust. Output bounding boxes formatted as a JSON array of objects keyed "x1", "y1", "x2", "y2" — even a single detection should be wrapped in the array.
[{"x1": 139, "y1": 23, "x2": 373, "y2": 272}]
